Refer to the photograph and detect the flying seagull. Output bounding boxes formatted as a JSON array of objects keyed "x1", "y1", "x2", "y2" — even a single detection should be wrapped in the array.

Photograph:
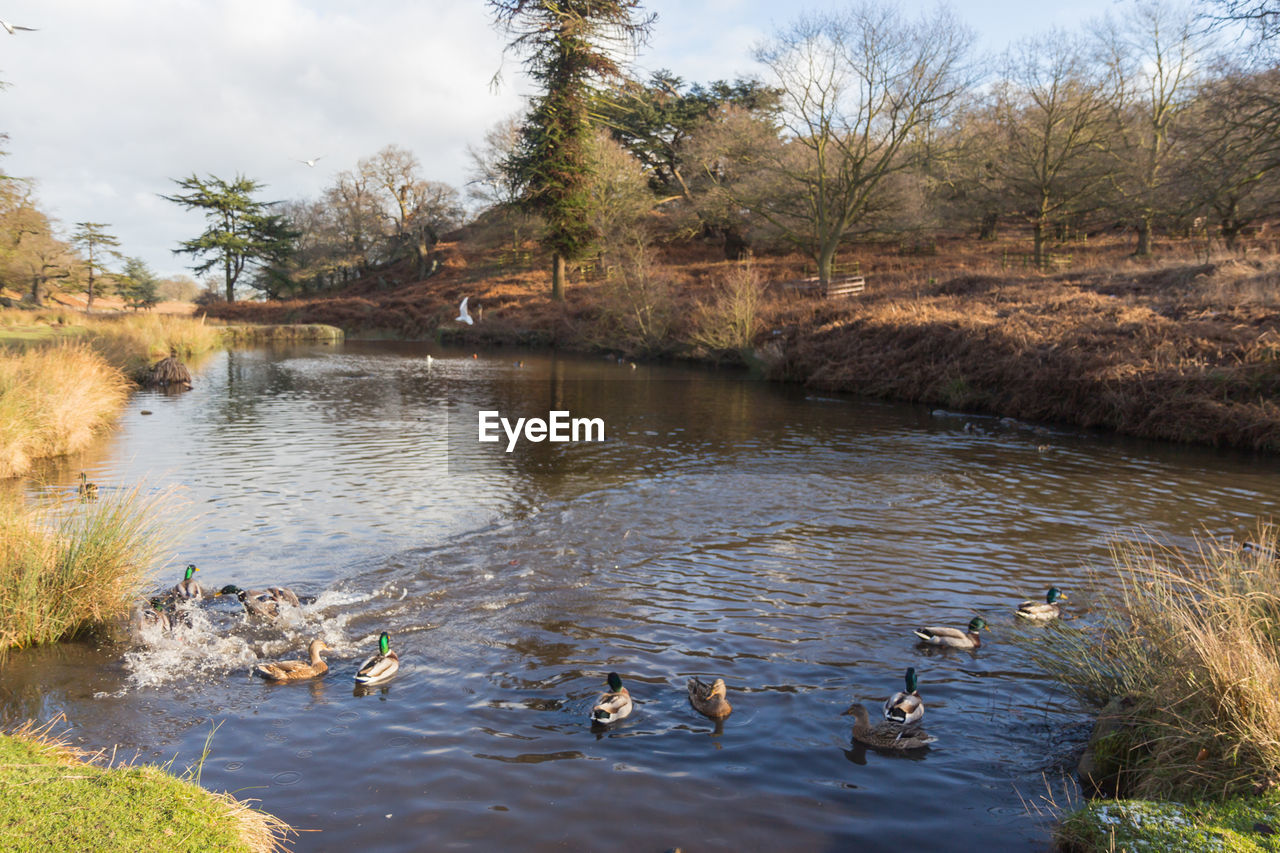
[
  {"x1": 456, "y1": 297, "x2": 474, "y2": 325},
  {"x1": 298, "y1": 156, "x2": 324, "y2": 167},
  {"x1": 1, "y1": 19, "x2": 37, "y2": 34}
]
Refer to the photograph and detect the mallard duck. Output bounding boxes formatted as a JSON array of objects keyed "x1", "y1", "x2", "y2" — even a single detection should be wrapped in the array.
[
  {"x1": 846, "y1": 703, "x2": 936, "y2": 750},
  {"x1": 254, "y1": 639, "x2": 330, "y2": 682},
  {"x1": 354, "y1": 632, "x2": 400, "y2": 685},
  {"x1": 170, "y1": 564, "x2": 204, "y2": 600},
  {"x1": 77, "y1": 472, "x2": 98, "y2": 501},
  {"x1": 913, "y1": 616, "x2": 987, "y2": 649},
  {"x1": 136, "y1": 597, "x2": 172, "y2": 631},
  {"x1": 883, "y1": 667, "x2": 923, "y2": 725},
  {"x1": 591, "y1": 672, "x2": 632, "y2": 723},
  {"x1": 687, "y1": 676, "x2": 732, "y2": 720},
  {"x1": 217, "y1": 585, "x2": 301, "y2": 618},
  {"x1": 1016, "y1": 587, "x2": 1066, "y2": 621}
]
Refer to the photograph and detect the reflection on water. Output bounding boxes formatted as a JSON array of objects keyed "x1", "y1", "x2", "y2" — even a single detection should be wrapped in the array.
[{"x1": 6, "y1": 341, "x2": 1280, "y2": 851}]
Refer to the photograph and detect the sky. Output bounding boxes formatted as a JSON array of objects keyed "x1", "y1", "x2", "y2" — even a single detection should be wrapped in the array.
[{"x1": 1, "y1": 0, "x2": 1140, "y2": 281}]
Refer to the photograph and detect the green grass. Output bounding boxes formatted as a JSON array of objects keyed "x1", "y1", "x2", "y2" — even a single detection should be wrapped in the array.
[
  {"x1": 0, "y1": 488, "x2": 173, "y2": 650},
  {"x1": 0, "y1": 723, "x2": 291, "y2": 852},
  {"x1": 1059, "y1": 793, "x2": 1280, "y2": 852}
]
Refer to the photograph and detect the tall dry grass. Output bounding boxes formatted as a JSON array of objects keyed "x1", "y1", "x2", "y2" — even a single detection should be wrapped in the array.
[
  {"x1": 82, "y1": 312, "x2": 222, "y2": 380},
  {"x1": 0, "y1": 487, "x2": 173, "y2": 650},
  {"x1": 1030, "y1": 527, "x2": 1280, "y2": 798},
  {"x1": 0, "y1": 345, "x2": 131, "y2": 479}
]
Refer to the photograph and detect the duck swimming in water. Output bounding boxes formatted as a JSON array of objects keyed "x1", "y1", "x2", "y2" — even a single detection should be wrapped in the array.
[
  {"x1": 1016, "y1": 587, "x2": 1066, "y2": 621},
  {"x1": 913, "y1": 616, "x2": 988, "y2": 649},
  {"x1": 591, "y1": 672, "x2": 632, "y2": 724},
  {"x1": 354, "y1": 632, "x2": 400, "y2": 685},
  {"x1": 254, "y1": 639, "x2": 330, "y2": 682},
  {"x1": 687, "y1": 676, "x2": 732, "y2": 720},
  {"x1": 883, "y1": 667, "x2": 924, "y2": 726}
]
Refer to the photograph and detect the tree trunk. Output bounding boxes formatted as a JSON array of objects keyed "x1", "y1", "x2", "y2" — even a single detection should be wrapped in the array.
[
  {"x1": 817, "y1": 240, "x2": 838, "y2": 286},
  {"x1": 978, "y1": 212, "x2": 999, "y2": 241},
  {"x1": 1134, "y1": 217, "x2": 1152, "y2": 257},
  {"x1": 225, "y1": 253, "x2": 235, "y2": 302},
  {"x1": 551, "y1": 253, "x2": 566, "y2": 301},
  {"x1": 29, "y1": 276, "x2": 42, "y2": 306},
  {"x1": 86, "y1": 271, "x2": 95, "y2": 313},
  {"x1": 1033, "y1": 220, "x2": 1045, "y2": 270}
]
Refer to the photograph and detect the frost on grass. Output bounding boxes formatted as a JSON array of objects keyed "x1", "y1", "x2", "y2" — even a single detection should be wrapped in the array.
[{"x1": 1068, "y1": 798, "x2": 1280, "y2": 852}]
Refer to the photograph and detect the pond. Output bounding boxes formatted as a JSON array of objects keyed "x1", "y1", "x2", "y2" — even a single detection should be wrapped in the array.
[{"x1": 4, "y1": 341, "x2": 1280, "y2": 851}]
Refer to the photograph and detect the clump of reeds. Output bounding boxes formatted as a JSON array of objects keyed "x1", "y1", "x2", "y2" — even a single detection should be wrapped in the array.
[
  {"x1": 0, "y1": 344, "x2": 131, "y2": 479},
  {"x1": 0, "y1": 487, "x2": 172, "y2": 650},
  {"x1": 82, "y1": 313, "x2": 222, "y2": 380},
  {"x1": 1029, "y1": 526, "x2": 1280, "y2": 798}
]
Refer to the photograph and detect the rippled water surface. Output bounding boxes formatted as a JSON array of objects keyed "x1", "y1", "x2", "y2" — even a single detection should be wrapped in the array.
[{"x1": 6, "y1": 341, "x2": 1280, "y2": 851}]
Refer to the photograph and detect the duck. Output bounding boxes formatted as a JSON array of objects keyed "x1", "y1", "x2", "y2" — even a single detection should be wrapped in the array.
[
  {"x1": 1016, "y1": 587, "x2": 1066, "y2": 621},
  {"x1": 77, "y1": 472, "x2": 98, "y2": 500},
  {"x1": 254, "y1": 639, "x2": 330, "y2": 682},
  {"x1": 687, "y1": 676, "x2": 732, "y2": 720},
  {"x1": 590, "y1": 672, "x2": 632, "y2": 724},
  {"x1": 354, "y1": 632, "x2": 400, "y2": 685},
  {"x1": 845, "y1": 703, "x2": 936, "y2": 750},
  {"x1": 913, "y1": 616, "x2": 988, "y2": 649},
  {"x1": 883, "y1": 667, "x2": 923, "y2": 726},
  {"x1": 136, "y1": 597, "x2": 172, "y2": 632},
  {"x1": 170, "y1": 564, "x2": 204, "y2": 600},
  {"x1": 217, "y1": 585, "x2": 301, "y2": 618}
]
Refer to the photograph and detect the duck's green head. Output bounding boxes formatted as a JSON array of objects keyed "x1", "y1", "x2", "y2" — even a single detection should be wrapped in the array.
[
  {"x1": 184, "y1": 564, "x2": 198, "y2": 581},
  {"x1": 904, "y1": 667, "x2": 918, "y2": 692},
  {"x1": 217, "y1": 584, "x2": 242, "y2": 596},
  {"x1": 1047, "y1": 587, "x2": 1065, "y2": 604},
  {"x1": 969, "y1": 616, "x2": 988, "y2": 632},
  {"x1": 379, "y1": 632, "x2": 391, "y2": 655},
  {"x1": 606, "y1": 672, "x2": 623, "y2": 692}
]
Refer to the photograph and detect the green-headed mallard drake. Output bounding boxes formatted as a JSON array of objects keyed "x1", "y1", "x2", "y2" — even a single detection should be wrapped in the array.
[
  {"x1": 845, "y1": 703, "x2": 936, "y2": 750},
  {"x1": 687, "y1": 676, "x2": 732, "y2": 720},
  {"x1": 217, "y1": 585, "x2": 301, "y2": 618},
  {"x1": 1016, "y1": 587, "x2": 1065, "y2": 621},
  {"x1": 591, "y1": 672, "x2": 632, "y2": 724},
  {"x1": 136, "y1": 597, "x2": 172, "y2": 632},
  {"x1": 77, "y1": 472, "x2": 98, "y2": 501},
  {"x1": 354, "y1": 632, "x2": 400, "y2": 685},
  {"x1": 170, "y1": 564, "x2": 204, "y2": 600},
  {"x1": 883, "y1": 667, "x2": 923, "y2": 725},
  {"x1": 254, "y1": 639, "x2": 330, "y2": 682},
  {"x1": 913, "y1": 616, "x2": 987, "y2": 649}
]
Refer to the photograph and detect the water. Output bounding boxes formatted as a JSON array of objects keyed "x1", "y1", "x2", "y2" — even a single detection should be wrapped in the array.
[{"x1": 5, "y1": 341, "x2": 1280, "y2": 851}]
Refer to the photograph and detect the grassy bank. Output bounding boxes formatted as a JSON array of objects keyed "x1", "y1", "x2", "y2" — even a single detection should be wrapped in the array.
[
  {"x1": 1059, "y1": 793, "x2": 1280, "y2": 852},
  {"x1": 0, "y1": 488, "x2": 171, "y2": 650},
  {"x1": 201, "y1": 236, "x2": 1280, "y2": 451},
  {"x1": 0, "y1": 721, "x2": 291, "y2": 852},
  {"x1": 216, "y1": 322, "x2": 344, "y2": 344},
  {"x1": 0, "y1": 310, "x2": 223, "y2": 478}
]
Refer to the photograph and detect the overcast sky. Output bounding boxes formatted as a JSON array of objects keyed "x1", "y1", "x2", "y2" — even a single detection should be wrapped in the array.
[{"x1": 2, "y1": 0, "x2": 1139, "y2": 281}]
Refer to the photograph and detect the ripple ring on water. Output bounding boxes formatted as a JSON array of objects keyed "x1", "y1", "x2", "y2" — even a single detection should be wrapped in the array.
[
  {"x1": 337, "y1": 711, "x2": 360, "y2": 722},
  {"x1": 224, "y1": 761, "x2": 244, "y2": 772},
  {"x1": 272, "y1": 771, "x2": 303, "y2": 787}
]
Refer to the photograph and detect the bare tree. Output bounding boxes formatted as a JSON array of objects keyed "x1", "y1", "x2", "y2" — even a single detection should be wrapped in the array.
[
  {"x1": 358, "y1": 144, "x2": 464, "y2": 279},
  {"x1": 989, "y1": 33, "x2": 1118, "y2": 268},
  {"x1": 751, "y1": 3, "x2": 974, "y2": 283},
  {"x1": 1097, "y1": 1, "x2": 1208, "y2": 255},
  {"x1": 466, "y1": 115, "x2": 532, "y2": 251}
]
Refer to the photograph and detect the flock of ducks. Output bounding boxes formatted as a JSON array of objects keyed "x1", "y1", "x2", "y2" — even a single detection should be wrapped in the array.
[
  {"x1": 136, "y1": 564, "x2": 400, "y2": 686},
  {"x1": 593, "y1": 586, "x2": 1067, "y2": 748},
  {"x1": 140, "y1": 564, "x2": 1065, "y2": 747}
]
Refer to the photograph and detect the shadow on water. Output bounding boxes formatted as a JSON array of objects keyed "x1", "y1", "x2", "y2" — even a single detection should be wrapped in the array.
[{"x1": 5, "y1": 341, "x2": 1280, "y2": 851}]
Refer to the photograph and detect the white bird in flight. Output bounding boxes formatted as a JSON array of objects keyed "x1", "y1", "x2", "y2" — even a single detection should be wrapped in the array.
[
  {"x1": 298, "y1": 156, "x2": 324, "y2": 168},
  {"x1": 1, "y1": 19, "x2": 37, "y2": 34},
  {"x1": 456, "y1": 297, "x2": 474, "y2": 325}
]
